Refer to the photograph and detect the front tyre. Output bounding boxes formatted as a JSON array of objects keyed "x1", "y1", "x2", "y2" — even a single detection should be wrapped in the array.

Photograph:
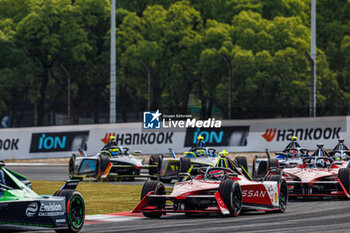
[
  {"x1": 140, "y1": 180, "x2": 166, "y2": 218},
  {"x1": 149, "y1": 155, "x2": 162, "y2": 180},
  {"x1": 54, "y1": 190, "x2": 85, "y2": 233},
  {"x1": 218, "y1": 180, "x2": 242, "y2": 217},
  {"x1": 265, "y1": 175, "x2": 288, "y2": 212},
  {"x1": 235, "y1": 156, "x2": 248, "y2": 173},
  {"x1": 179, "y1": 157, "x2": 191, "y2": 173}
]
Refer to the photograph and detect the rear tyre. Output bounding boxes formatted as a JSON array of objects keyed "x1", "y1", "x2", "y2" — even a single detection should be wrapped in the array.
[
  {"x1": 218, "y1": 180, "x2": 242, "y2": 217},
  {"x1": 269, "y1": 158, "x2": 279, "y2": 168},
  {"x1": 54, "y1": 190, "x2": 85, "y2": 233},
  {"x1": 140, "y1": 181, "x2": 166, "y2": 218},
  {"x1": 338, "y1": 168, "x2": 350, "y2": 194},
  {"x1": 235, "y1": 156, "x2": 248, "y2": 173},
  {"x1": 149, "y1": 155, "x2": 162, "y2": 180},
  {"x1": 179, "y1": 157, "x2": 191, "y2": 173},
  {"x1": 275, "y1": 168, "x2": 283, "y2": 175},
  {"x1": 265, "y1": 175, "x2": 288, "y2": 213},
  {"x1": 257, "y1": 160, "x2": 268, "y2": 178}
]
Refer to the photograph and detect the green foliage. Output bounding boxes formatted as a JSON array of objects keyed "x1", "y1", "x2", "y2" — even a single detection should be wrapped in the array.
[{"x1": 0, "y1": 0, "x2": 349, "y2": 126}]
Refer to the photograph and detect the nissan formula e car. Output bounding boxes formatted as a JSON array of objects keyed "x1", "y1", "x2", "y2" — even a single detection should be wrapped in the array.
[
  {"x1": 0, "y1": 161, "x2": 85, "y2": 232},
  {"x1": 69, "y1": 145, "x2": 157, "y2": 181},
  {"x1": 133, "y1": 158, "x2": 288, "y2": 218},
  {"x1": 283, "y1": 156, "x2": 350, "y2": 198}
]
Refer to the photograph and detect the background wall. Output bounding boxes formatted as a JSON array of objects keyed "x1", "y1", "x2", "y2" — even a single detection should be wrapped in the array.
[{"x1": 0, "y1": 116, "x2": 347, "y2": 160}]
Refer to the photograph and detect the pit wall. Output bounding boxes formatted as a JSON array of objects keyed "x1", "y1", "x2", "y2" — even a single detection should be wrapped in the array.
[{"x1": 0, "y1": 116, "x2": 348, "y2": 160}]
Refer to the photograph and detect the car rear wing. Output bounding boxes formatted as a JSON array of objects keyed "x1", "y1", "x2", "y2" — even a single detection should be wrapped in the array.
[{"x1": 59, "y1": 180, "x2": 80, "y2": 190}]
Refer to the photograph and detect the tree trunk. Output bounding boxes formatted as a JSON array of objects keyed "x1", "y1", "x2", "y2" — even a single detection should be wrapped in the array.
[{"x1": 37, "y1": 67, "x2": 49, "y2": 126}]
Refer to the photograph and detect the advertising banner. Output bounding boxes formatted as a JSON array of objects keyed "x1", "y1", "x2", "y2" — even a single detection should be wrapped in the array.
[{"x1": 0, "y1": 116, "x2": 348, "y2": 160}]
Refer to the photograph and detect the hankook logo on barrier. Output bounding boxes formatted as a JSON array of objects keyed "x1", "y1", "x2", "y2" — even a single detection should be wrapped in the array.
[
  {"x1": 261, "y1": 127, "x2": 342, "y2": 142},
  {"x1": 0, "y1": 138, "x2": 19, "y2": 150},
  {"x1": 30, "y1": 131, "x2": 89, "y2": 153},
  {"x1": 184, "y1": 126, "x2": 249, "y2": 147},
  {"x1": 101, "y1": 132, "x2": 174, "y2": 145}
]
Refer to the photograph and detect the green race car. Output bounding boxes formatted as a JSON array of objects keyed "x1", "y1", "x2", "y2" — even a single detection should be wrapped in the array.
[{"x1": 0, "y1": 161, "x2": 85, "y2": 233}]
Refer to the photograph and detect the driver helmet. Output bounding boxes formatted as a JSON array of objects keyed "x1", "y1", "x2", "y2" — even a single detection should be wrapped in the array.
[
  {"x1": 109, "y1": 146, "x2": 120, "y2": 156},
  {"x1": 195, "y1": 149, "x2": 206, "y2": 156},
  {"x1": 333, "y1": 153, "x2": 341, "y2": 161},
  {"x1": 316, "y1": 159, "x2": 326, "y2": 168},
  {"x1": 285, "y1": 136, "x2": 301, "y2": 150}
]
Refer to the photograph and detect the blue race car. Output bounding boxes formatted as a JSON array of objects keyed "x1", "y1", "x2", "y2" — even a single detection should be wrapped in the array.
[{"x1": 252, "y1": 136, "x2": 310, "y2": 179}]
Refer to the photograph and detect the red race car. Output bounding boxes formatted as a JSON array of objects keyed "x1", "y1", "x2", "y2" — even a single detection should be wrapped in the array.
[
  {"x1": 283, "y1": 156, "x2": 350, "y2": 198},
  {"x1": 132, "y1": 159, "x2": 288, "y2": 218}
]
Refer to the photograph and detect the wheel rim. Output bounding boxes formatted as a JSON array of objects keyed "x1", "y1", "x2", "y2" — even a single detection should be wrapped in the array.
[
  {"x1": 279, "y1": 181, "x2": 288, "y2": 211},
  {"x1": 70, "y1": 195, "x2": 85, "y2": 229},
  {"x1": 231, "y1": 185, "x2": 242, "y2": 215}
]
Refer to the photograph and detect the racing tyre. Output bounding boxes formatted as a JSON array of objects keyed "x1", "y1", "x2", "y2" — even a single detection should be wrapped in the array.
[
  {"x1": 97, "y1": 155, "x2": 110, "y2": 179},
  {"x1": 54, "y1": 189, "x2": 85, "y2": 233},
  {"x1": 218, "y1": 180, "x2": 242, "y2": 217},
  {"x1": 268, "y1": 158, "x2": 279, "y2": 168},
  {"x1": 68, "y1": 155, "x2": 76, "y2": 179},
  {"x1": 252, "y1": 158, "x2": 257, "y2": 178},
  {"x1": 140, "y1": 180, "x2": 166, "y2": 218},
  {"x1": 257, "y1": 160, "x2": 268, "y2": 178},
  {"x1": 179, "y1": 157, "x2": 191, "y2": 173},
  {"x1": 275, "y1": 168, "x2": 283, "y2": 175},
  {"x1": 265, "y1": 175, "x2": 288, "y2": 213},
  {"x1": 149, "y1": 155, "x2": 162, "y2": 180},
  {"x1": 338, "y1": 168, "x2": 350, "y2": 194},
  {"x1": 235, "y1": 156, "x2": 248, "y2": 173}
]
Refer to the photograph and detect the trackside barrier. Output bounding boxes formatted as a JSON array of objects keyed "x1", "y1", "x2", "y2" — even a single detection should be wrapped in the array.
[{"x1": 0, "y1": 116, "x2": 348, "y2": 160}]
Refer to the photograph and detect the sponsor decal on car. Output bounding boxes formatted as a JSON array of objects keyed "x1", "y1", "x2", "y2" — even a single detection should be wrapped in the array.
[
  {"x1": 38, "y1": 202, "x2": 65, "y2": 217},
  {"x1": 242, "y1": 190, "x2": 266, "y2": 198},
  {"x1": 25, "y1": 202, "x2": 38, "y2": 217}
]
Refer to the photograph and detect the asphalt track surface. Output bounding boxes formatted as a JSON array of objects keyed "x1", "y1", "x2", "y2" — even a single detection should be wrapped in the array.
[{"x1": 5, "y1": 164, "x2": 350, "y2": 233}]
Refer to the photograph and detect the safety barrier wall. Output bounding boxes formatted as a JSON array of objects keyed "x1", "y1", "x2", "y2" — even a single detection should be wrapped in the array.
[{"x1": 0, "y1": 116, "x2": 348, "y2": 160}]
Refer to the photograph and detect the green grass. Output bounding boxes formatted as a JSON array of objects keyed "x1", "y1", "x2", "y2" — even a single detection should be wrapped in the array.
[{"x1": 31, "y1": 180, "x2": 142, "y2": 215}]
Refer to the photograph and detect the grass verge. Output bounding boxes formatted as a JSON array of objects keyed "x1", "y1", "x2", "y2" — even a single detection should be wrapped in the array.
[{"x1": 31, "y1": 180, "x2": 142, "y2": 215}]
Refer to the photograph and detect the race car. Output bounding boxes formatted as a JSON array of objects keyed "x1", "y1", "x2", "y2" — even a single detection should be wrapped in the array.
[
  {"x1": 69, "y1": 136, "x2": 157, "y2": 181},
  {"x1": 282, "y1": 154, "x2": 350, "y2": 198},
  {"x1": 252, "y1": 136, "x2": 309, "y2": 179},
  {"x1": 151, "y1": 136, "x2": 248, "y2": 183},
  {"x1": 132, "y1": 157, "x2": 288, "y2": 218},
  {"x1": 0, "y1": 161, "x2": 84, "y2": 232},
  {"x1": 329, "y1": 139, "x2": 350, "y2": 168}
]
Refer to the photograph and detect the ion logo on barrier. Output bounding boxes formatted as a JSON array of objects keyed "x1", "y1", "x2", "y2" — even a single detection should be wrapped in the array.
[
  {"x1": 184, "y1": 126, "x2": 249, "y2": 147},
  {"x1": 30, "y1": 131, "x2": 89, "y2": 153},
  {"x1": 262, "y1": 127, "x2": 342, "y2": 142},
  {"x1": 143, "y1": 110, "x2": 162, "y2": 129}
]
